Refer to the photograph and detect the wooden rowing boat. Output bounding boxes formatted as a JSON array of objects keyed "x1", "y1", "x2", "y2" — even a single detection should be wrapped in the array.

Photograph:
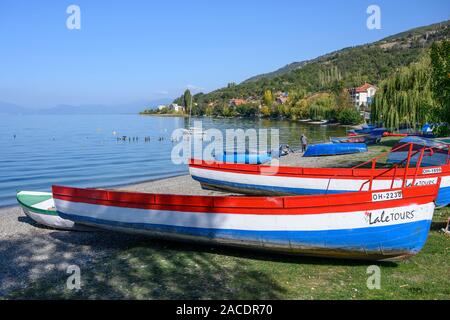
[
  {"x1": 189, "y1": 142, "x2": 450, "y2": 207},
  {"x1": 16, "y1": 191, "x2": 90, "y2": 230},
  {"x1": 330, "y1": 135, "x2": 380, "y2": 145},
  {"x1": 52, "y1": 182, "x2": 439, "y2": 261}
]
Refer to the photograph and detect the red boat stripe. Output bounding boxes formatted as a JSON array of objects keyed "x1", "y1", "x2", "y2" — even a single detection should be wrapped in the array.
[
  {"x1": 188, "y1": 159, "x2": 450, "y2": 179},
  {"x1": 52, "y1": 185, "x2": 437, "y2": 215}
]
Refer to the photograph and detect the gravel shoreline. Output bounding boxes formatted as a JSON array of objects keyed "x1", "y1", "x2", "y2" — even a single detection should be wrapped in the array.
[
  {"x1": 0, "y1": 150, "x2": 385, "y2": 297},
  {"x1": 0, "y1": 174, "x2": 225, "y2": 297}
]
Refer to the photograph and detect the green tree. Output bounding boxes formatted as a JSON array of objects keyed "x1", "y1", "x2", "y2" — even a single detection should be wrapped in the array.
[
  {"x1": 205, "y1": 105, "x2": 214, "y2": 116},
  {"x1": 263, "y1": 90, "x2": 273, "y2": 106},
  {"x1": 335, "y1": 89, "x2": 353, "y2": 112},
  {"x1": 183, "y1": 89, "x2": 192, "y2": 109},
  {"x1": 371, "y1": 55, "x2": 436, "y2": 130},
  {"x1": 430, "y1": 40, "x2": 450, "y2": 124},
  {"x1": 260, "y1": 105, "x2": 271, "y2": 118},
  {"x1": 309, "y1": 104, "x2": 330, "y2": 121},
  {"x1": 330, "y1": 80, "x2": 344, "y2": 97},
  {"x1": 337, "y1": 108, "x2": 362, "y2": 125}
]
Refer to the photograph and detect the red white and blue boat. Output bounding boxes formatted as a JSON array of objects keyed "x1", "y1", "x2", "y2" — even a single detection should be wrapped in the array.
[
  {"x1": 52, "y1": 182, "x2": 439, "y2": 261},
  {"x1": 189, "y1": 143, "x2": 450, "y2": 207}
]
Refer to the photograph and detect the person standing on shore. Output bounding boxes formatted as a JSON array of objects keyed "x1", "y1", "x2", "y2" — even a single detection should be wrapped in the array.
[{"x1": 301, "y1": 134, "x2": 308, "y2": 153}]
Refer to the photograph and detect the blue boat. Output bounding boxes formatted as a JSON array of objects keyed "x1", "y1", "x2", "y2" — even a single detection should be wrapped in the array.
[
  {"x1": 215, "y1": 151, "x2": 272, "y2": 164},
  {"x1": 351, "y1": 125, "x2": 387, "y2": 137},
  {"x1": 330, "y1": 134, "x2": 380, "y2": 145},
  {"x1": 303, "y1": 143, "x2": 368, "y2": 157},
  {"x1": 387, "y1": 137, "x2": 449, "y2": 167}
]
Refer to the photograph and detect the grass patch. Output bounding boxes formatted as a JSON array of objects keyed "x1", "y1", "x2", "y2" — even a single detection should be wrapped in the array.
[{"x1": 6, "y1": 207, "x2": 449, "y2": 300}]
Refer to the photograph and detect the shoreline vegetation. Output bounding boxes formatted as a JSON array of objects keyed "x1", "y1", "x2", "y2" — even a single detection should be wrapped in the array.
[
  {"x1": 142, "y1": 23, "x2": 449, "y2": 133},
  {"x1": 2, "y1": 138, "x2": 449, "y2": 299},
  {"x1": 139, "y1": 112, "x2": 188, "y2": 118},
  {"x1": 138, "y1": 112, "x2": 362, "y2": 130},
  {"x1": 141, "y1": 89, "x2": 365, "y2": 126}
]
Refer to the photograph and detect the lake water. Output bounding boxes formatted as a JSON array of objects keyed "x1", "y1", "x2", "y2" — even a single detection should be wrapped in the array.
[{"x1": 0, "y1": 114, "x2": 347, "y2": 207}]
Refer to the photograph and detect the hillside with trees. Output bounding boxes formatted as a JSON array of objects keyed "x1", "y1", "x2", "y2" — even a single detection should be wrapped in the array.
[
  {"x1": 372, "y1": 40, "x2": 450, "y2": 133},
  {"x1": 169, "y1": 21, "x2": 449, "y2": 125}
]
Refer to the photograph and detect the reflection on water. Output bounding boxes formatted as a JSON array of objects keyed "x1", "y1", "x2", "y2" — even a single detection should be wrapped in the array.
[{"x1": 0, "y1": 114, "x2": 347, "y2": 207}]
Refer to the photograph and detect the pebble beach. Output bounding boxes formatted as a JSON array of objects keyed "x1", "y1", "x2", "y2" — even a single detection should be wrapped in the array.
[{"x1": 0, "y1": 149, "x2": 389, "y2": 297}]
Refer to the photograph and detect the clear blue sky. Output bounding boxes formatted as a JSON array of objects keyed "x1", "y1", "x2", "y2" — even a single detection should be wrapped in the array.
[{"x1": 0, "y1": 0, "x2": 449, "y2": 108}]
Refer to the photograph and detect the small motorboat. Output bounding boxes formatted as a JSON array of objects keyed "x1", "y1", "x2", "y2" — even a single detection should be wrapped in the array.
[
  {"x1": 303, "y1": 143, "x2": 367, "y2": 157},
  {"x1": 16, "y1": 191, "x2": 91, "y2": 230},
  {"x1": 53, "y1": 182, "x2": 439, "y2": 261},
  {"x1": 308, "y1": 120, "x2": 328, "y2": 125}
]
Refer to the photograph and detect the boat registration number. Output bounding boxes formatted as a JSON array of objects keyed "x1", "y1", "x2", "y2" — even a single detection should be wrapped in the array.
[
  {"x1": 372, "y1": 190, "x2": 403, "y2": 202},
  {"x1": 422, "y1": 167, "x2": 442, "y2": 174}
]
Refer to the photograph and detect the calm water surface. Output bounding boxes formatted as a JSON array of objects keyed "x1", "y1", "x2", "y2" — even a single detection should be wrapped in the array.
[{"x1": 0, "y1": 114, "x2": 346, "y2": 207}]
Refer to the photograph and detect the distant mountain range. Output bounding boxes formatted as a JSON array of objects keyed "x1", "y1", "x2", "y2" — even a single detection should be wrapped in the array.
[
  {"x1": 0, "y1": 98, "x2": 173, "y2": 115},
  {"x1": 0, "y1": 101, "x2": 29, "y2": 114}
]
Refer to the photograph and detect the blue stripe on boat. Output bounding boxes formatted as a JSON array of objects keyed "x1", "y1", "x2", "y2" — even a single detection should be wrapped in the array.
[
  {"x1": 192, "y1": 176, "x2": 348, "y2": 195},
  {"x1": 59, "y1": 211, "x2": 432, "y2": 254},
  {"x1": 436, "y1": 186, "x2": 450, "y2": 207}
]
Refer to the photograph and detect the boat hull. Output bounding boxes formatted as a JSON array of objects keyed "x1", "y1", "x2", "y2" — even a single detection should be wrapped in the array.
[
  {"x1": 215, "y1": 152, "x2": 272, "y2": 164},
  {"x1": 303, "y1": 143, "x2": 367, "y2": 157},
  {"x1": 189, "y1": 162, "x2": 450, "y2": 207},
  {"x1": 330, "y1": 135, "x2": 379, "y2": 145},
  {"x1": 53, "y1": 185, "x2": 438, "y2": 261},
  {"x1": 354, "y1": 127, "x2": 387, "y2": 136},
  {"x1": 17, "y1": 191, "x2": 91, "y2": 231}
]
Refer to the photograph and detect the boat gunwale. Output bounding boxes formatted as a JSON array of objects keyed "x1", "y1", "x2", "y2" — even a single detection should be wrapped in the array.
[
  {"x1": 16, "y1": 191, "x2": 58, "y2": 216},
  {"x1": 52, "y1": 184, "x2": 439, "y2": 215},
  {"x1": 189, "y1": 159, "x2": 450, "y2": 179}
]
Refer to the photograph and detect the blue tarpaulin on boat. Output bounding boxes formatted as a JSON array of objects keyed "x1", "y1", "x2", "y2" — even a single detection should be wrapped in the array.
[
  {"x1": 215, "y1": 152, "x2": 272, "y2": 164},
  {"x1": 387, "y1": 136, "x2": 449, "y2": 166},
  {"x1": 303, "y1": 143, "x2": 368, "y2": 157}
]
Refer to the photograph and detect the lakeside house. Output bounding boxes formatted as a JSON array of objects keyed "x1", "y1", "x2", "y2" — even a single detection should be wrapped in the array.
[
  {"x1": 153, "y1": 103, "x2": 185, "y2": 113},
  {"x1": 169, "y1": 103, "x2": 185, "y2": 113},
  {"x1": 229, "y1": 98, "x2": 246, "y2": 107},
  {"x1": 348, "y1": 83, "x2": 377, "y2": 109},
  {"x1": 276, "y1": 92, "x2": 289, "y2": 104}
]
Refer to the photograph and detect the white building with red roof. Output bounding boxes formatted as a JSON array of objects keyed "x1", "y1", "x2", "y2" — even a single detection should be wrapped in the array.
[{"x1": 348, "y1": 83, "x2": 377, "y2": 109}]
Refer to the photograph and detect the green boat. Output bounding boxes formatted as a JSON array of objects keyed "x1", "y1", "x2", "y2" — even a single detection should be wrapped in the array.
[{"x1": 16, "y1": 191, "x2": 91, "y2": 230}]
